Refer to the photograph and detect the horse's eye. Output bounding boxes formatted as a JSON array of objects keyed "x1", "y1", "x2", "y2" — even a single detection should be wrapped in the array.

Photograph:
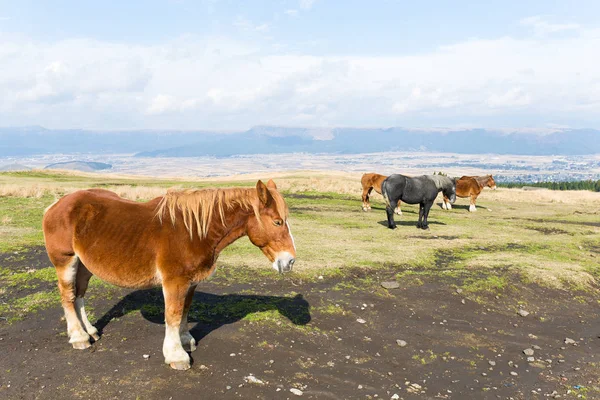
[{"x1": 273, "y1": 219, "x2": 283, "y2": 226}]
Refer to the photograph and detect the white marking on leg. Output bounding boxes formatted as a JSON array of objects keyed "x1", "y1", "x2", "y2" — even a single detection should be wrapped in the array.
[
  {"x1": 163, "y1": 323, "x2": 189, "y2": 365},
  {"x1": 469, "y1": 204, "x2": 477, "y2": 212},
  {"x1": 75, "y1": 297, "x2": 99, "y2": 339},
  {"x1": 286, "y1": 221, "x2": 296, "y2": 252},
  {"x1": 394, "y1": 207, "x2": 402, "y2": 215},
  {"x1": 447, "y1": 202, "x2": 452, "y2": 210}
]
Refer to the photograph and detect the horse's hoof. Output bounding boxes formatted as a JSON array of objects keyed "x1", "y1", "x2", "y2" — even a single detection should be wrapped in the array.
[
  {"x1": 422, "y1": 226, "x2": 430, "y2": 230},
  {"x1": 362, "y1": 207, "x2": 368, "y2": 212},
  {"x1": 90, "y1": 332, "x2": 100, "y2": 341},
  {"x1": 388, "y1": 225, "x2": 397, "y2": 230},
  {"x1": 170, "y1": 361, "x2": 191, "y2": 370},
  {"x1": 71, "y1": 340, "x2": 91, "y2": 350},
  {"x1": 183, "y1": 340, "x2": 197, "y2": 352}
]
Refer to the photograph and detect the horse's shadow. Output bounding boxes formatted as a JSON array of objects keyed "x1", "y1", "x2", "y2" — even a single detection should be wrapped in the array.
[
  {"x1": 369, "y1": 206, "x2": 417, "y2": 215},
  {"x1": 94, "y1": 290, "x2": 311, "y2": 344},
  {"x1": 377, "y1": 220, "x2": 446, "y2": 227}
]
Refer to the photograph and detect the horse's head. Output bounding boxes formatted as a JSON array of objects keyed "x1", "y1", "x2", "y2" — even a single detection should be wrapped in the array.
[
  {"x1": 444, "y1": 177, "x2": 457, "y2": 204},
  {"x1": 247, "y1": 179, "x2": 296, "y2": 273},
  {"x1": 487, "y1": 175, "x2": 497, "y2": 190}
]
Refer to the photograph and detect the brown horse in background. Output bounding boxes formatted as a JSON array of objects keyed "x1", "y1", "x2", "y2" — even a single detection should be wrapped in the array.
[
  {"x1": 43, "y1": 180, "x2": 296, "y2": 370},
  {"x1": 361, "y1": 173, "x2": 401, "y2": 215},
  {"x1": 442, "y1": 174, "x2": 496, "y2": 212}
]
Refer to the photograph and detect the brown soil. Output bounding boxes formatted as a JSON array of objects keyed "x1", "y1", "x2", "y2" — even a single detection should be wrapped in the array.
[{"x1": 1, "y1": 248, "x2": 599, "y2": 400}]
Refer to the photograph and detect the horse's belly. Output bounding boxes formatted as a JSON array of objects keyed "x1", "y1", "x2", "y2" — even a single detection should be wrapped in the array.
[{"x1": 77, "y1": 252, "x2": 159, "y2": 289}]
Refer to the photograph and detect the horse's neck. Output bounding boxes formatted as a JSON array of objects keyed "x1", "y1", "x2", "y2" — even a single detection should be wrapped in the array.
[{"x1": 207, "y1": 201, "x2": 253, "y2": 256}]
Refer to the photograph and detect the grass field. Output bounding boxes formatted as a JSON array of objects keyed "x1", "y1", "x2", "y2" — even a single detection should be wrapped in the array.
[
  {"x1": 1, "y1": 170, "x2": 599, "y2": 399},
  {"x1": 1, "y1": 169, "x2": 598, "y2": 289}
]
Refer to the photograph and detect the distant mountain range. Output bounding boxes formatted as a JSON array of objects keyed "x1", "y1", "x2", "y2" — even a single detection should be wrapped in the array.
[{"x1": 1, "y1": 126, "x2": 599, "y2": 157}]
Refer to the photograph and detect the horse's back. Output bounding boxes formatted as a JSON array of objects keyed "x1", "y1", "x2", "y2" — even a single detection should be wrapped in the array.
[
  {"x1": 43, "y1": 189, "x2": 165, "y2": 287},
  {"x1": 362, "y1": 173, "x2": 387, "y2": 193},
  {"x1": 44, "y1": 190, "x2": 160, "y2": 253},
  {"x1": 455, "y1": 177, "x2": 481, "y2": 197}
]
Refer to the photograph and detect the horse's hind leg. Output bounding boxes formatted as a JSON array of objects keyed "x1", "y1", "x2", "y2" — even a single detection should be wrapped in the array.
[
  {"x1": 362, "y1": 187, "x2": 373, "y2": 211},
  {"x1": 74, "y1": 263, "x2": 99, "y2": 341},
  {"x1": 385, "y1": 204, "x2": 397, "y2": 229},
  {"x1": 53, "y1": 255, "x2": 92, "y2": 349},
  {"x1": 179, "y1": 283, "x2": 197, "y2": 352}
]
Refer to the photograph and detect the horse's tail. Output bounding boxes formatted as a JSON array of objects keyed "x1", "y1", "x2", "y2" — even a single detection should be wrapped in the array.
[{"x1": 381, "y1": 179, "x2": 391, "y2": 208}]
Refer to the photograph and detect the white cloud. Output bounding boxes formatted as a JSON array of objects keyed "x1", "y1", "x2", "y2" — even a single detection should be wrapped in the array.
[
  {"x1": 285, "y1": 9, "x2": 299, "y2": 16},
  {"x1": 233, "y1": 16, "x2": 270, "y2": 32},
  {"x1": 520, "y1": 15, "x2": 580, "y2": 37},
  {"x1": 1, "y1": 19, "x2": 600, "y2": 129},
  {"x1": 299, "y1": 0, "x2": 317, "y2": 10}
]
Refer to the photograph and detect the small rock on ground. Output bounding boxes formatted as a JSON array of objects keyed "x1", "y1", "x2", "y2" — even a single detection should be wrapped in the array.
[
  {"x1": 396, "y1": 340, "x2": 407, "y2": 347},
  {"x1": 381, "y1": 281, "x2": 400, "y2": 289},
  {"x1": 523, "y1": 349, "x2": 534, "y2": 356},
  {"x1": 290, "y1": 388, "x2": 303, "y2": 396},
  {"x1": 518, "y1": 310, "x2": 530, "y2": 317}
]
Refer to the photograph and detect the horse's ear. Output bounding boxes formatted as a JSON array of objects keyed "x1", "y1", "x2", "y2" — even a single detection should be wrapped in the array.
[
  {"x1": 266, "y1": 179, "x2": 277, "y2": 190},
  {"x1": 256, "y1": 180, "x2": 273, "y2": 206}
]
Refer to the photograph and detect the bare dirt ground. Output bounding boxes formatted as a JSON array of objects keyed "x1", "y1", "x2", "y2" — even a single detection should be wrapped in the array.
[{"x1": 1, "y1": 247, "x2": 599, "y2": 400}]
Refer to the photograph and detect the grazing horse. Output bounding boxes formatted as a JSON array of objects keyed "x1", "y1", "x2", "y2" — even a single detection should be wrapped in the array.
[
  {"x1": 42, "y1": 180, "x2": 296, "y2": 370},
  {"x1": 382, "y1": 174, "x2": 456, "y2": 230},
  {"x1": 442, "y1": 174, "x2": 496, "y2": 212},
  {"x1": 361, "y1": 173, "x2": 401, "y2": 215}
]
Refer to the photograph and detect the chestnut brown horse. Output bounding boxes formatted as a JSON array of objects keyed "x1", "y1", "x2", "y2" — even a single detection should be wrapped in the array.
[
  {"x1": 361, "y1": 173, "x2": 401, "y2": 215},
  {"x1": 42, "y1": 180, "x2": 296, "y2": 370},
  {"x1": 442, "y1": 174, "x2": 496, "y2": 212}
]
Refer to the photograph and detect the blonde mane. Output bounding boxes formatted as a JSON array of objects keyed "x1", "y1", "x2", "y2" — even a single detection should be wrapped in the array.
[{"x1": 155, "y1": 187, "x2": 288, "y2": 239}]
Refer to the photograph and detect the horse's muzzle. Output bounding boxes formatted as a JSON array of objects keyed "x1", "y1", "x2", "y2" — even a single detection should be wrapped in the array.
[{"x1": 273, "y1": 252, "x2": 295, "y2": 273}]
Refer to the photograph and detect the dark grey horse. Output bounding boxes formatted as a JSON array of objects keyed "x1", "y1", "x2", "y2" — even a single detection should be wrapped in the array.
[{"x1": 381, "y1": 174, "x2": 456, "y2": 230}]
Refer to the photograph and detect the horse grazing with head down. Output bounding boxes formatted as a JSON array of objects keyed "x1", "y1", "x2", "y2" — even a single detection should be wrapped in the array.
[
  {"x1": 382, "y1": 174, "x2": 456, "y2": 230},
  {"x1": 442, "y1": 174, "x2": 496, "y2": 212},
  {"x1": 361, "y1": 173, "x2": 401, "y2": 214},
  {"x1": 42, "y1": 180, "x2": 296, "y2": 370}
]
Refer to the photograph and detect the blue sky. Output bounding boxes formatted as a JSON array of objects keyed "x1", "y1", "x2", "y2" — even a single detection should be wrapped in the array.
[{"x1": 1, "y1": 0, "x2": 599, "y2": 130}]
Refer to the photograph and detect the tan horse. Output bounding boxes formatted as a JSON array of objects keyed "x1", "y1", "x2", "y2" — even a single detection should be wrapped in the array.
[
  {"x1": 442, "y1": 174, "x2": 496, "y2": 212},
  {"x1": 361, "y1": 173, "x2": 401, "y2": 215},
  {"x1": 42, "y1": 180, "x2": 296, "y2": 370}
]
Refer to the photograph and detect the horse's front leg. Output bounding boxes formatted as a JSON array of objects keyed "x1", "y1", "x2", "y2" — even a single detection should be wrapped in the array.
[
  {"x1": 180, "y1": 283, "x2": 198, "y2": 352},
  {"x1": 394, "y1": 200, "x2": 402, "y2": 215},
  {"x1": 421, "y1": 201, "x2": 433, "y2": 230},
  {"x1": 469, "y1": 194, "x2": 477, "y2": 212},
  {"x1": 417, "y1": 203, "x2": 424, "y2": 228},
  {"x1": 162, "y1": 279, "x2": 192, "y2": 370}
]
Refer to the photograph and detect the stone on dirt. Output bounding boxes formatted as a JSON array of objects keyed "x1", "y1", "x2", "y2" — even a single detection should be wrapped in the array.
[
  {"x1": 396, "y1": 340, "x2": 407, "y2": 347},
  {"x1": 381, "y1": 281, "x2": 400, "y2": 289},
  {"x1": 518, "y1": 309, "x2": 530, "y2": 317},
  {"x1": 523, "y1": 349, "x2": 534, "y2": 356},
  {"x1": 290, "y1": 388, "x2": 303, "y2": 396}
]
